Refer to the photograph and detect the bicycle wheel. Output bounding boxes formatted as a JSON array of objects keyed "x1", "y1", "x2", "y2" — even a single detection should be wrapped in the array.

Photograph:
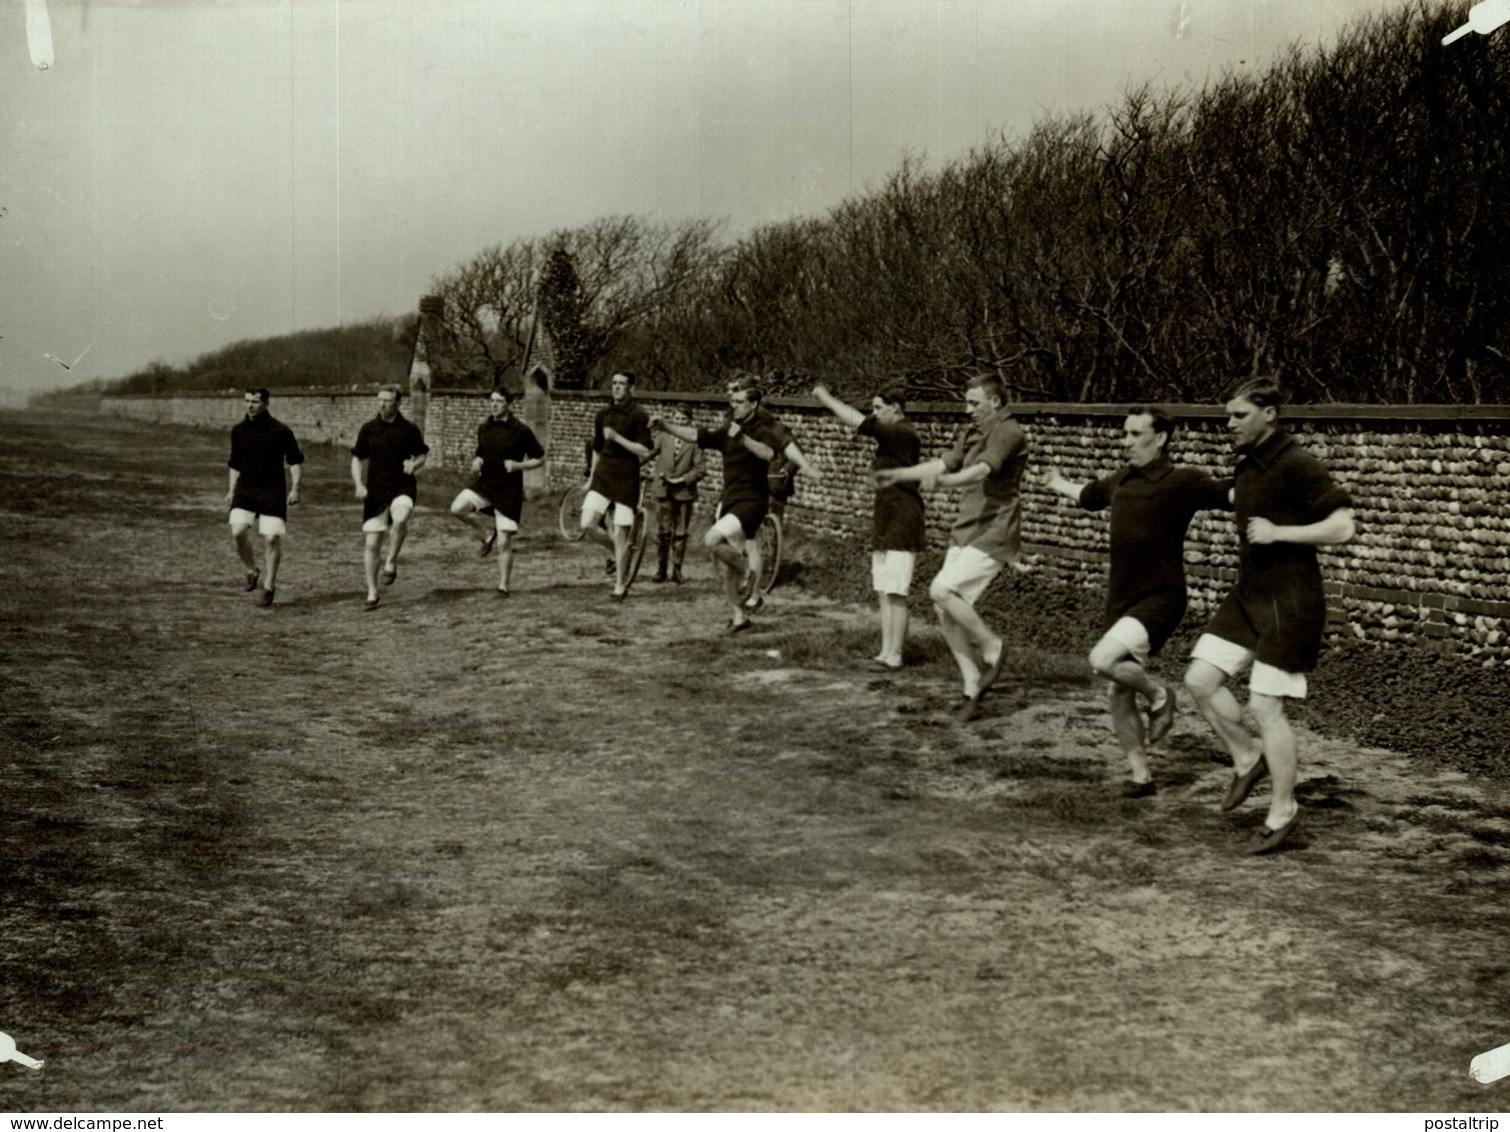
[
  {"x1": 755, "y1": 512, "x2": 783, "y2": 594},
  {"x1": 557, "y1": 482, "x2": 588, "y2": 541},
  {"x1": 625, "y1": 507, "x2": 650, "y2": 585}
]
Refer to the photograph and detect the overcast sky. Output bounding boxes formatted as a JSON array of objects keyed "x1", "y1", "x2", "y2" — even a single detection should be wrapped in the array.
[{"x1": 1, "y1": 0, "x2": 1410, "y2": 393}]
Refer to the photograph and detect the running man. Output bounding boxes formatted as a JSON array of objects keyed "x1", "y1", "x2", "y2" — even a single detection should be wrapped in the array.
[
  {"x1": 650, "y1": 406, "x2": 704, "y2": 584},
  {"x1": 226, "y1": 387, "x2": 304, "y2": 608},
  {"x1": 652, "y1": 373, "x2": 816, "y2": 633},
  {"x1": 449, "y1": 387, "x2": 545, "y2": 596},
  {"x1": 1041, "y1": 407, "x2": 1230, "y2": 796},
  {"x1": 875, "y1": 373, "x2": 1027, "y2": 722},
  {"x1": 813, "y1": 382, "x2": 924, "y2": 669},
  {"x1": 1182, "y1": 376, "x2": 1355, "y2": 854},
  {"x1": 352, "y1": 386, "x2": 429, "y2": 611},
  {"x1": 580, "y1": 372, "x2": 654, "y2": 601}
]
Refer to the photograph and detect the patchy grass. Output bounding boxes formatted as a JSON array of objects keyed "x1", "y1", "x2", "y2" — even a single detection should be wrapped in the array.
[{"x1": 0, "y1": 411, "x2": 1508, "y2": 1112}]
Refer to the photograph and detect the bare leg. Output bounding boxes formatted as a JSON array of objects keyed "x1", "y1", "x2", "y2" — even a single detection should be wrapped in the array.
[
  {"x1": 1108, "y1": 684, "x2": 1150, "y2": 783},
  {"x1": 1184, "y1": 659, "x2": 1261, "y2": 771},
  {"x1": 450, "y1": 499, "x2": 494, "y2": 543},
  {"x1": 705, "y1": 528, "x2": 749, "y2": 625},
  {"x1": 611, "y1": 523, "x2": 630, "y2": 593},
  {"x1": 1249, "y1": 692, "x2": 1299, "y2": 828},
  {"x1": 386, "y1": 518, "x2": 410, "y2": 573},
  {"x1": 232, "y1": 526, "x2": 258, "y2": 573},
  {"x1": 363, "y1": 531, "x2": 384, "y2": 601},
  {"x1": 497, "y1": 531, "x2": 516, "y2": 590},
  {"x1": 263, "y1": 534, "x2": 283, "y2": 591},
  {"x1": 935, "y1": 604, "x2": 982, "y2": 697}
]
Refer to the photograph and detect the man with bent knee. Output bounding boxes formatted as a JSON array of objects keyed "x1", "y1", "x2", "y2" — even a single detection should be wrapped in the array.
[
  {"x1": 1042, "y1": 407, "x2": 1230, "y2": 796},
  {"x1": 876, "y1": 373, "x2": 1028, "y2": 723},
  {"x1": 450, "y1": 387, "x2": 545, "y2": 596},
  {"x1": 226, "y1": 387, "x2": 304, "y2": 608},
  {"x1": 1183, "y1": 376, "x2": 1355, "y2": 855},
  {"x1": 352, "y1": 386, "x2": 429, "y2": 611},
  {"x1": 580, "y1": 372, "x2": 654, "y2": 601},
  {"x1": 652, "y1": 373, "x2": 814, "y2": 633}
]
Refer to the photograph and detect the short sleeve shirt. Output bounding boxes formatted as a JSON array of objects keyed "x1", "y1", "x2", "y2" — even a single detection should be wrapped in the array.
[
  {"x1": 588, "y1": 397, "x2": 653, "y2": 508},
  {"x1": 475, "y1": 416, "x2": 545, "y2": 523},
  {"x1": 699, "y1": 407, "x2": 795, "y2": 510},
  {"x1": 352, "y1": 412, "x2": 429, "y2": 515},
  {"x1": 1233, "y1": 430, "x2": 1353, "y2": 602},
  {"x1": 942, "y1": 412, "x2": 1029, "y2": 562},
  {"x1": 1079, "y1": 456, "x2": 1231, "y2": 648},
  {"x1": 858, "y1": 414, "x2": 925, "y2": 552},
  {"x1": 228, "y1": 413, "x2": 304, "y2": 520}
]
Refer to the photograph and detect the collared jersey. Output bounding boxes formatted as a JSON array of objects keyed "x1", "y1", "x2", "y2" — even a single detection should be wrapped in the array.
[
  {"x1": 1079, "y1": 455, "x2": 1231, "y2": 649},
  {"x1": 589, "y1": 396, "x2": 654, "y2": 508},
  {"x1": 1232, "y1": 429, "x2": 1353, "y2": 600},
  {"x1": 475, "y1": 415, "x2": 545, "y2": 523},
  {"x1": 698, "y1": 406, "x2": 795, "y2": 510},
  {"x1": 352, "y1": 411, "x2": 429, "y2": 516},
  {"x1": 858, "y1": 414, "x2": 925, "y2": 552},
  {"x1": 942, "y1": 411, "x2": 1029, "y2": 562},
  {"x1": 228, "y1": 412, "x2": 305, "y2": 519}
]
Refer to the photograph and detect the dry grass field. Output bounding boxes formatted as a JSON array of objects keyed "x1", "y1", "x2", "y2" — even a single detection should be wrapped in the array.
[{"x1": 1, "y1": 411, "x2": 1508, "y2": 1111}]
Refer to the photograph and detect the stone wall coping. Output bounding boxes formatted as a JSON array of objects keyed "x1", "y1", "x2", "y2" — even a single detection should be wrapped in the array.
[{"x1": 99, "y1": 388, "x2": 1510, "y2": 424}]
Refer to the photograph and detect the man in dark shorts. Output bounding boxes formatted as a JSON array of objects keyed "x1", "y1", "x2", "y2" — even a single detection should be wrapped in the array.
[
  {"x1": 1183, "y1": 376, "x2": 1355, "y2": 855},
  {"x1": 813, "y1": 381, "x2": 924, "y2": 669},
  {"x1": 1042, "y1": 407, "x2": 1230, "y2": 796},
  {"x1": 652, "y1": 373, "x2": 815, "y2": 633},
  {"x1": 449, "y1": 387, "x2": 545, "y2": 596},
  {"x1": 226, "y1": 387, "x2": 304, "y2": 608},
  {"x1": 351, "y1": 386, "x2": 429, "y2": 611},
  {"x1": 579, "y1": 372, "x2": 654, "y2": 601},
  {"x1": 876, "y1": 373, "x2": 1028, "y2": 722},
  {"x1": 649, "y1": 406, "x2": 703, "y2": 584}
]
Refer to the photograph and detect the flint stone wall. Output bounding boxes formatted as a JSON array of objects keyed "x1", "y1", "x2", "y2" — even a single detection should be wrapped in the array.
[{"x1": 97, "y1": 390, "x2": 1510, "y2": 663}]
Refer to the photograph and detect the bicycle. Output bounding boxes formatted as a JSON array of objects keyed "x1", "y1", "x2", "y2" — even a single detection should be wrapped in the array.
[{"x1": 752, "y1": 510, "x2": 782, "y2": 595}]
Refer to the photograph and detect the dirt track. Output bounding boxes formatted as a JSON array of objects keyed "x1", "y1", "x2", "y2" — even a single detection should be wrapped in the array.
[{"x1": 1, "y1": 411, "x2": 1508, "y2": 1112}]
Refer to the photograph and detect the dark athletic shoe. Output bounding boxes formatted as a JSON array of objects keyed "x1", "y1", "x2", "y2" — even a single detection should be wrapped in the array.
[
  {"x1": 952, "y1": 696, "x2": 982, "y2": 724},
  {"x1": 1147, "y1": 685, "x2": 1178, "y2": 744},
  {"x1": 977, "y1": 650, "x2": 1005, "y2": 698},
  {"x1": 480, "y1": 532, "x2": 497, "y2": 558},
  {"x1": 1221, "y1": 753, "x2": 1269, "y2": 813},
  {"x1": 243, "y1": 569, "x2": 259, "y2": 592},
  {"x1": 257, "y1": 588, "x2": 275, "y2": 608},
  {"x1": 380, "y1": 565, "x2": 398, "y2": 586},
  {"x1": 726, "y1": 619, "x2": 753, "y2": 636},
  {"x1": 1122, "y1": 779, "x2": 1157, "y2": 799},
  {"x1": 1246, "y1": 811, "x2": 1301, "y2": 855},
  {"x1": 363, "y1": 595, "x2": 380, "y2": 612}
]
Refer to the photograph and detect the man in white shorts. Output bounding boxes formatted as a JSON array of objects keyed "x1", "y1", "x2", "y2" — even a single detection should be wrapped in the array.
[
  {"x1": 813, "y1": 382, "x2": 925, "y2": 669},
  {"x1": 1183, "y1": 376, "x2": 1355, "y2": 855},
  {"x1": 1042, "y1": 407, "x2": 1230, "y2": 796},
  {"x1": 580, "y1": 372, "x2": 654, "y2": 601},
  {"x1": 876, "y1": 373, "x2": 1028, "y2": 722},
  {"x1": 351, "y1": 386, "x2": 429, "y2": 611},
  {"x1": 226, "y1": 387, "x2": 304, "y2": 608},
  {"x1": 652, "y1": 373, "x2": 815, "y2": 633},
  {"x1": 450, "y1": 387, "x2": 545, "y2": 595}
]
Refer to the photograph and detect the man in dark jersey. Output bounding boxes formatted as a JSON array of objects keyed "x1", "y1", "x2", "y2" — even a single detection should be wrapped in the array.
[
  {"x1": 449, "y1": 387, "x2": 546, "y2": 596},
  {"x1": 1183, "y1": 376, "x2": 1355, "y2": 855},
  {"x1": 1042, "y1": 407, "x2": 1230, "y2": 797},
  {"x1": 226, "y1": 387, "x2": 304, "y2": 608},
  {"x1": 813, "y1": 382, "x2": 924, "y2": 669},
  {"x1": 653, "y1": 373, "x2": 815, "y2": 633},
  {"x1": 351, "y1": 386, "x2": 429, "y2": 611},
  {"x1": 579, "y1": 372, "x2": 654, "y2": 601}
]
